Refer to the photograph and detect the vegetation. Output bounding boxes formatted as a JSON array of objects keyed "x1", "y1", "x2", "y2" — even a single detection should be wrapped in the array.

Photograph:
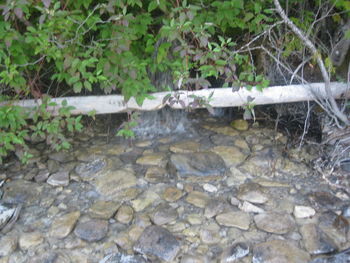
[{"x1": 0, "y1": 0, "x2": 349, "y2": 163}]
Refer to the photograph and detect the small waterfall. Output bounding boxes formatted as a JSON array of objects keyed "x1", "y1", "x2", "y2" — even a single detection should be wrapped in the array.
[{"x1": 132, "y1": 107, "x2": 194, "y2": 138}]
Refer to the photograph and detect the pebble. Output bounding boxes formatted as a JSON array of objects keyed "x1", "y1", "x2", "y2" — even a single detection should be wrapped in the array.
[
  {"x1": 185, "y1": 191, "x2": 210, "y2": 208},
  {"x1": 216, "y1": 211, "x2": 251, "y2": 230},
  {"x1": 239, "y1": 201, "x2": 265, "y2": 214},
  {"x1": 19, "y1": 232, "x2": 44, "y2": 250},
  {"x1": 254, "y1": 212, "x2": 295, "y2": 234},
  {"x1": 115, "y1": 205, "x2": 134, "y2": 224},
  {"x1": 49, "y1": 211, "x2": 81, "y2": 239},
  {"x1": 220, "y1": 242, "x2": 250, "y2": 263},
  {"x1": 47, "y1": 171, "x2": 69, "y2": 187},
  {"x1": 0, "y1": 233, "x2": 18, "y2": 256},
  {"x1": 293, "y1": 205, "x2": 316, "y2": 218},
  {"x1": 203, "y1": 183, "x2": 218, "y2": 193},
  {"x1": 89, "y1": 201, "x2": 120, "y2": 219},
  {"x1": 163, "y1": 187, "x2": 183, "y2": 202}
]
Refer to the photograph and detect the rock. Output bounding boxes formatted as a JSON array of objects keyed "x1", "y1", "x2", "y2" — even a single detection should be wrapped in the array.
[
  {"x1": 47, "y1": 171, "x2": 70, "y2": 187},
  {"x1": 204, "y1": 199, "x2": 230, "y2": 218},
  {"x1": 34, "y1": 169, "x2": 50, "y2": 183},
  {"x1": 0, "y1": 203, "x2": 21, "y2": 232},
  {"x1": 50, "y1": 211, "x2": 81, "y2": 239},
  {"x1": 253, "y1": 240, "x2": 310, "y2": 263},
  {"x1": 115, "y1": 205, "x2": 134, "y2": 224},
  {"x1": 181, "y1": 254, "x2": 209, "y2": 263},
  {"x1": 136, "y1": 153, "x2": 167, "y2": 167},
  {"x1": 309, "y1": 247, "x2": 350, "y2": 263},
  {"x1": 0, "y1": 233, "x2": 18, "y2": 256},
  {"x1": 199, "y1": 223, "x2": 221, "y2": 244},
  {"x1": 231, "y1": 120, "x2": 249, "y2": 131},
  {"x1": 239, "y1": 201, "x2": 265, "y2": 214},
  {"x1": 237, "y1": 183, "x2": 268, "y2": 204},
  {"x1": 186, "y1": 191, "x2": 210, "y2": 208},
  {"x1": 49, "y1": 151, "x2": 72, "y2": 162},
  {"x1": 211, "y1": 146, "x2": 246, "y2": 167},
  {"x1": 220, "y1": 242, "x2": 250, "y2": 263},
  {"x1": 163, "y1": 187, "x2": 183, "y2": 202},
  {"x1": 89, "y1": 201, "x2": 120, "y2": 219},
  {"x1": 254, "y1": 212, "x2": 295, "y2": 234},
  {"x1": 75, "y1": 157, "x2": 108, "y2": 181},
  {"x1": 202, "y1": 124, "x2": 240, "y2": 136},
  {"x1": 27, "y1": 252, "x2": 58, "y2": 263},
  {"x1": 47, "y1": 159, "x2": 60, "y2": 173},
  {"x1": 93, "y1": 168, "x2": 137, "y2": 198},
  {"x1": 100, "y1": 253, "x2": 147, "y2": 263},
  {"x1": 308, "y1": 192, "x2": 343, "y2": 210},
  {"x1": 134, "y1": 225, "x2": 181, "y2": 262},
  {"x1": 169, "y1": 141, "x2": 200, "y2": 153},
  {"x1": 203, "y1": 183, "x2": 218, "y2": 193},
  {"x1": 19, "y1": 232, "x2": 44, "y2": 250},
  {"x1": 151, "y1": 204, "x2": 178, "y2": 225},
  {"x1": 74, "y1": 219, "x2": 108, "y2": 242},
  {"x1": 144, "y1": 167, "x2": 169, "y2": 183},
  {"x1": 216, "y1": 211, "x2": 251, "y2": 230},
  {"x1": 187, "y1": 214, "x2": 202, "y2": 225},
  {"x1": 300, "y1": 223, "x2": 337, "y2": 255},
  {"x1": 2, "y1": 180, "x2": 42, "y2": 205},
  {"x1": 131, "y1": 190, "x2": 159, "y2": 212},
  {"x1": 169, "y1": 152, "x2": 226, "y2": 177},
  {"x1": 318, "y1": 211, "x2": 348, "y2": 247},
  {"x1": 294, "y1": 205, "x2": 316, "y2": 218}
]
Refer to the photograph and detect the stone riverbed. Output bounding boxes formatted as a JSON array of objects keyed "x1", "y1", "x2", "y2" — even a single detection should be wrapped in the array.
[{"x1": 0, "y1": 111, "x2": 349, "y2": 263}]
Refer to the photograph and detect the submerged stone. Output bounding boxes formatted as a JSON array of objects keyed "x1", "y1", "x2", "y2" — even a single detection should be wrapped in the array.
[
  {"x1": 134, "y1": 225, "x2": 180, "y2": 262},
  {"x1": 253, "y1": 240, "x2": 310, "y2": 263},
  {"x1": 231, "y1": 119, "x2": 249, "y2": 131},
  {"x1": 74, "y1": 219, "x2": 108, "y2": 242},
  {"x1": 100, "y1": 253, "x2": 147, "y2": 263},
  {"x1": 220, "y1": 242, "x2": 250, "y2": 262},
  {"x1": 254, "y1": 212, "x2": 295, "y2": 234},
  {"x1": 169, "y1": 152, "x2": 226, "y2": 177},
  {"x1": 211, "y1": 146, "x2": 246, "y2": 167},
  {"x1": 309, "y1": 247, "x2": 350, "y2": 263}
]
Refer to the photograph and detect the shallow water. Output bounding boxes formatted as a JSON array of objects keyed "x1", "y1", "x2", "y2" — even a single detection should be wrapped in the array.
[{"x1": 0, "y1": 110, "x2": 349, "y2": 263}]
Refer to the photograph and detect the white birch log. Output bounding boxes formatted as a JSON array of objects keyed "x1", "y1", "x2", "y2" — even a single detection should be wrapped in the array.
[{"x1": 1, "y1": 82, "x2": 349, "y2": 116}]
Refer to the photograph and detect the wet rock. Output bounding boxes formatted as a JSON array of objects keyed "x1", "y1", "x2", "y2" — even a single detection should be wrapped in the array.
[
  {"x1": 163, "y1": 187, "x2": 183, "y2": 202},
  {"x1": 199, "y1": 223, "x2": 221, "y2": 244},
  {"x1": 28, "y1": 252, "x2": 58, "y2": 263},
  {"x1": 318, "y1": 211, "x2": 348, "y2": 247},
  {"x1": 115, "y1": 205, "x2": 134, "y2": 224},
  {"x1": 309, "y1": 247, "x2": 350, "y2": 263},
  {"x1": 134, "y1": 225, "x2": 180, "y2": 262},
  {"x1": 169, "y1": 141, "x2": 200, "y2": 153},
  {"x1": 187, "y1": 214, "x2": 202, "y2": 225},
  {"x1": 93, "y1": 168, "x2": 137, "y2": 198},
  {"x1": 2, "y1": 180, "x2": 42, "y2": 205},
  {"x1": 89, "y1": 200, "x2": 120, "y2": 219},
  {"x1": 144, "y1": 166, "x2": 169, "y2": 183},
  {"x1": 216, "y1": 211, "x2": 251, "y2": 230},
  {"x1": 47, "y1": 171, "x2": 69, "y2": 187},
  {"x1": 49, "y1": 151, "x2": 72, "y2": 162},
  {"x1": 308, "y1": 192, "x2": 343, "y2": 210},
  {"x1": 151, "y1": 204, "x2": 178, "y2": 225},
  {"x1": 239, "y1": 201, "x2": 265, "y2": 214},
  {"x1": 74, "y1": 219, "x2": 108, "y2": 242},
  {"x1": 181, "y1": 254, "x2": 209, "y2": 263},
  {"x1": 210, "y1": 134, "x2": 236, "y2": 146},
  {"x1": 342, "y1": 205, "x2": 350, "y2": 218},
  {"x1": 100, "y1": 253, "x2": 147, "y2": 263},
  {"x1": 211, "y1": 146, "x2": 246, "y2": 167},
  {"x1": 231, "y1": 119, "x2": 249, "y2": 131},
  {"x1": 237, "y1": 183, "x2": 268, "y2": 204},
  {"x1": 47, "y1": 159, "x2": 60, "y2": 173},
  {"x1": 220, "y1": 242, "x2": 250, "y2": 263},
  {"x1": 254, "y1": 212, "x2": 295, "y2": 234},
  {"x1": 34, "y1": 169, "x2": 50, "y2": 183},
  {"x1": 19, "y1": 232, "x2": 43, "y2": 250},
  {"x1": 186, "y1": 191, "x2": 210, "y2": 208},
  {"x1": 202, "y1": 124, "x2": 240, "y2": 136},
  {"x1": 75, "y1": 157, "x2": 107, "y2": 181},
  {"x1": 136, "y1": 153, "x2": 167, "y2": 167},
  {"x1": 131, "y1": 190, "x2": 159, "y2": 212},
  {"x1": 169, "y1": 152, "x2": 226, "y2": 177},
  {"x1": 0, "y1": 203, "x2": 21, "y2": 232},
  {"x1": 253, "y1": 240, "x2": 310, "y2": 263},
  {"x1": 294, "y1": 205, "x2": 316, "y2": 218},
  {"x1": 204, "y1": 199, "x2": 230, "y2": 218},
  {"x1": 50, "y1": 211, "x2": 81, "y2": 239},
  {"x1": 300, "y1": 223, "x2": 337, "y2": 255},
  {"x1": 0, "y1": 233, "x2": 18, "y2": 256}
]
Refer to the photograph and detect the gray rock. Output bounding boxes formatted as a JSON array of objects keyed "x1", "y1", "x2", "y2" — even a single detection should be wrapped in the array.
[
  {"x1": 134, "y1": 225, "x2": 180, "y2": 262},
  {"x1": 74, "y1": 219, "x2": 108, "y2": 242},
  {"x1": 216, "y1": 211, "x2": 251, "y2": 230},
  {"x1": 100, "y1": 253, "x2": 146, "y2": 263},
  {"x1": 300, "y1": 223, "x2": 337, "y2": 255},
  {"x1": 2, "y1": 180, "x2": 42, "y2": 205},
  {"x1": 254, "y1": 212, "x2": 295, "y2": 234},
  {"x1": 308, "y1": 192, "x2": 343, "y2": 210},
  {"x1": 151, "y1": 204, "x2": 178, "y2": 225},
  {"x1": 253, "y1": 240, "x2": 310, "y2": 263},
  {"x1": 47, "y1": 159, "x2": 60, "y2": 173},
  {"x1": 0, "y1": 232, "x2": 18, "y2": 256},
  {"x1": 309, "y1": 247, "x2": 350, "y2": 263},
  {"x1": 220, "y1": 242, "x2": 250, "y2": 263},
  {"x1": 318, "y1": 211, "x2": 348, "y2": 248},
  {"x1": 237, "y1": 183, "x2": 268, "y2": 204},
  {"x1": 47, "y1": 171, "x2": 69, "y2": 187},
  {"x1": 34, "y1": 169, "x2": 50, "y2": 183},
  {"x1": 75, "y1": 158, "x2": 107, "y2": 181},
  {"x1": 169, "y1": 152, "x2": 226, "y2": 177},
  {"x1": 204, "y1": 199, "x2": 230, "y2": 218}
]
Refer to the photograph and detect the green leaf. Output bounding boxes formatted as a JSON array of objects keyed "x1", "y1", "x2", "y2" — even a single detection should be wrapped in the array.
[
  {"x1": 73, "y1": 82, "x2": 83, "y2": 93},
  {"x1": 84, "y1": 81, "x2": 92, "y2": 91}
]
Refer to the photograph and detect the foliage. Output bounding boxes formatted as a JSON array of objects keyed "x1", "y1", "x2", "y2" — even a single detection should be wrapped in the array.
[{"x1": 0, "y1": 96, "x2": 82, "y2": 164}]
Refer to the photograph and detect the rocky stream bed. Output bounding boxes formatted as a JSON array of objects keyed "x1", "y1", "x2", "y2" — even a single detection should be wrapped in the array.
[{"x1": 0, "y1": 111, "x2": 349, "y2": 263}]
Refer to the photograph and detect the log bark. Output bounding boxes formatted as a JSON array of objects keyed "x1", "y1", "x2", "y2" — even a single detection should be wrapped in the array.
[{"x1": 1, "y1": 82, "x2": 349, "y2": 116}]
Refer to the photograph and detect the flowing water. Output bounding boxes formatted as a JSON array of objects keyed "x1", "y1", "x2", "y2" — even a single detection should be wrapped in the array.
[{"x1": 0, "y1": 109, "x2": 349, "y2": 263}]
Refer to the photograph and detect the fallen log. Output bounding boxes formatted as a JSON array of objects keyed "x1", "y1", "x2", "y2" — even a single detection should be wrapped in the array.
[{"x1": 1, "y1": 82, "x2": 349, "y2": 116}]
